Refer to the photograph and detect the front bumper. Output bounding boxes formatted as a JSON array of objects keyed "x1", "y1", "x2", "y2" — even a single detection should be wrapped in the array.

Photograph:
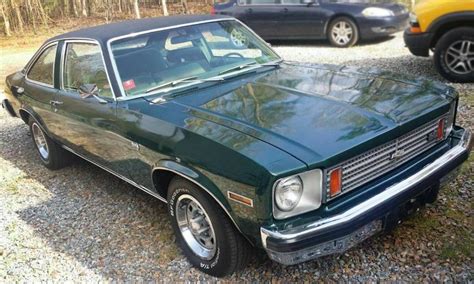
[
  {"x1": 261, "y1": 128, "x2": 472, "y2": 265},
  {"x1": 403, "y1": 28, "x2": 434, "y2": 57},
  {"x1": 358, "y1": 14, "x2": 409, "y2": 40}
]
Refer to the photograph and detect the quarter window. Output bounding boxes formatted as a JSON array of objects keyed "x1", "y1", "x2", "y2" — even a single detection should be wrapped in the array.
[
  {"x1": 28, "y1": 44, "x2": 57, "y2": 86},
  {"x1": 63, "y1": 42, "x2": 113, "y2": 98}
]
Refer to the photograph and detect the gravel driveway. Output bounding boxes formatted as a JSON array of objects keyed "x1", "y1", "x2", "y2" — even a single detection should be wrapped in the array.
[{"x1": 1, "y1": 32, "x2": 473, "y2": 282}]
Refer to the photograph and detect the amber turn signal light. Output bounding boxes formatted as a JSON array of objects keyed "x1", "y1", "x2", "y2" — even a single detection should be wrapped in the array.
[
  {"x1": 410, "y1": 26, "x2": 422, "y2": 33},
  {"x1": 329, "y1": 168, "x2": 342, "y2": 197}
]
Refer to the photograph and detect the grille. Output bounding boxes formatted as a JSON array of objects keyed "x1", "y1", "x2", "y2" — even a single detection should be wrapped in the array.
[{"x1": 326, "y1": 116, "x2": 447, "y2": 200}]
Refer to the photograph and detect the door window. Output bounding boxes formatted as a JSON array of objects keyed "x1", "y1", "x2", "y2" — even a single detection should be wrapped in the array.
[
  {"x1": 63, "y1": 42, "x2": 113, "y2": 98},
  {"x1": 28, "y1": 44, "x2": 57, "y2": 86}
]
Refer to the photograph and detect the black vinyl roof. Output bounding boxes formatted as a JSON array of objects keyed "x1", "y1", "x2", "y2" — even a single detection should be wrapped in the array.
[{"x1": 48, "y1": 15, "x2": 233, "y2": 44}]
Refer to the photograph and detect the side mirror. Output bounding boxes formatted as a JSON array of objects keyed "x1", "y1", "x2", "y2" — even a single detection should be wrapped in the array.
[{"x1": 78, "y1": 84, "x2": 108, "y2": 104}]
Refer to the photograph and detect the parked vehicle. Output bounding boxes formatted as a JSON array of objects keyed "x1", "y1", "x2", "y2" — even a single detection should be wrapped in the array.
[
  {"x1": 404, "y1": 0, "x2": 474, "y2": 83},
  {"x1": 211, "y1": 0, "x2": 409, "y2": 47},
  {"x1": 2, "y1": 15, "x2": 472, "y2": 277}
]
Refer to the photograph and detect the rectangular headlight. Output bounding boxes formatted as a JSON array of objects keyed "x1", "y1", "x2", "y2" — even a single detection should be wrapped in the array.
[{"x1": 273, "y1": 169, "x2": 322, "y2": 220}]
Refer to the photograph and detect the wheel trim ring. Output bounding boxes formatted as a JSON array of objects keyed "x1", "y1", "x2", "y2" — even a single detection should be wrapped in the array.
[
  {"x1": 332, "y1": 21, "x2": 353, "y2": 45},
  {"x1": 32, "y1": 123, "x2": 49, "y2": 160},
  {"x1": 444, "y1": 40, "x2": 474, "y2": 75},
  {"x1": 176, "y1": 194, "x2": 217, "y2": 260}
]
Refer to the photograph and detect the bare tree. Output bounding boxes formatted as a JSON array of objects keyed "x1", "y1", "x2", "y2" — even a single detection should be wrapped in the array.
[
  {"x1": 133, "y1": 0, "x2": 140, "y2": 18},
  {"x1": 0, "y1": 2, "x2": 12, "y2": 36},
  {"x1": 161, "y1": 0, "x2": 168, "y2": 16}
]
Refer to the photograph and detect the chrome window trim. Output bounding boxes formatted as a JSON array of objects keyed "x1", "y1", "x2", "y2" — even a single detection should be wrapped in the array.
[
  {"x1": 25, "y1": 42, "x2": 58, "y2": 89},
  {"x1": 105, "y1": 18, "x2": 280, "y2": 101},
  {"x1": 59, "y1": 39, "x2": 117, "y2": 101}
]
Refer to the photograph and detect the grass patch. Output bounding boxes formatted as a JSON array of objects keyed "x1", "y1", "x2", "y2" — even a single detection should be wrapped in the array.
[{"x1": 440, "y1": 228, "x2": 474, "y2": 261}]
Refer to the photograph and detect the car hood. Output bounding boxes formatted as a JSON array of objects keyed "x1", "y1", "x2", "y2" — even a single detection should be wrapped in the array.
[{"x1": 173, "y1": 62, "x2": 456, "y2": 167}]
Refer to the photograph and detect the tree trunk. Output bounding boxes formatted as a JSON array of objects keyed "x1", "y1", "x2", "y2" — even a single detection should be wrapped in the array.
[
  {"x1": 181, "y1": 0, "x2": 188, "y2": 14},
  {"x1": 81, "y1": 0, "x2": 87, "y2": 16},
  {"x1": 0, "y1": 5, "x2": 12, "y2": 36},
  {"x1": 11, "y1": 0, "x2": 24, "y2": 33},
  {"x1": 70, "y1": 0, "x2": 78, "y2": 16},
  {"x1": 133, "y1": 0, "x2": 140, "y2": 19},
  {"x1": 161, "y1": 0, "x2": 168, "y2": 16}
]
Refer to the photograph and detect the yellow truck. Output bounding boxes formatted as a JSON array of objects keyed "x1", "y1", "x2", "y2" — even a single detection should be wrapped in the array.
[{"x1": 404, "y1": 0, "x2": 474, "y2": 83}]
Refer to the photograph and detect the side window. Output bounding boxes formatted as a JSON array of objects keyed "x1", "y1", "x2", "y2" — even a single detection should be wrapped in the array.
[
  {"x1": 281, "y1": 0, "x2": 301, "y2": 3},
  {"x1": 28, "y1": 44, "x2": 57, "y2": 86},
  {"x1": 63, "y1": 42, "x2": 113, "y2": 98}
]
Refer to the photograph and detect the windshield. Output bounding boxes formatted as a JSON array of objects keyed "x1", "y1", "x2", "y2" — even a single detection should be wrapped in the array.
[{"x1": 110, "y1": 20, "x2": 280, "y2": 97}]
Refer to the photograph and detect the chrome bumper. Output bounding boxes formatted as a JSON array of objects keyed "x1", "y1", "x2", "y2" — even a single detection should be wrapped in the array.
[{"x1": 261, "y1": 128, "x2": 472, "y2": 265}]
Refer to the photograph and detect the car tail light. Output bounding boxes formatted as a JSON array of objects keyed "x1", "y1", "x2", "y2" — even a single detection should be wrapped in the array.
[
  {"x1": 329, "y1": 168, "x2": 342, "y2": 198},
  {"x1": 210, "y1": 6, "x2": 216, "y2": 15},
  {"x1": 437, "y1": 118, "x2": 445, "y2": 140}
]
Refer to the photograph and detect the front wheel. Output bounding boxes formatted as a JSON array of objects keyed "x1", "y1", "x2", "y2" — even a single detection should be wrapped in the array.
[
  {"x1": 167, "y1": 177, "x2": 251, "y2": 277},
  {"x1": 434, "y1": 27, "x2": 474, "y2": 83},
  {"x1": 328, "y1": 17, "x2": 359, "y2": 48}
]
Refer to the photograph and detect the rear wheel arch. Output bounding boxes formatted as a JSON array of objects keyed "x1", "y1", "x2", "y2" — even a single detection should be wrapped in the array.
[{"x1": 19, "y1": 109, "x2": 30, "y2": 124}]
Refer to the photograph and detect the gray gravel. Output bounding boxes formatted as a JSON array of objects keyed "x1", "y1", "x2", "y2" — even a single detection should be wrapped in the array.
[{"x1": 0, "y1": 32, "x2": 473, "y2": 282}]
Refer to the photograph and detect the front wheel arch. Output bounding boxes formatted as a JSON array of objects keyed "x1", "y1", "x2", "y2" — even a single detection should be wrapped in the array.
[{"x1": 151, "y1": 164, "x2": 249, "y2": 242}]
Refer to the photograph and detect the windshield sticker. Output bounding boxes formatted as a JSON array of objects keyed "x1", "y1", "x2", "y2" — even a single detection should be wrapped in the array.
[{"x1": 123, "y1": 79, "x2": 136, "y2": 91}]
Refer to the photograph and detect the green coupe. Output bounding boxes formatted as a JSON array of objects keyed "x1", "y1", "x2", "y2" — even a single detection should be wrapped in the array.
[{"x1": 2, "y1": 15, "x2": 472, "y2": 277}]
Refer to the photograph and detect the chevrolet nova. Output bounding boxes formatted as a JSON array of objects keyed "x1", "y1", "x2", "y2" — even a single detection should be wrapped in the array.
[{"x1": 2, "y1": 15, "x2": 472, "y2": 277}]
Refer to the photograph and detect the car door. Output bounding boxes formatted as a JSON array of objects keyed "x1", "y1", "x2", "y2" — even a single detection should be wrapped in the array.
[
  {"x1": 22, "y1": 43, "x2": 60, "y2": 135},
  {"x1": 279, "y1": 0, "x2": 327, "y2": 38},
  {"x1": 48, "y1": 40, "x2": 133, "y2": 177},
  {"x1": 235, "y1": 0, "x2": 282, "y2": 39}
]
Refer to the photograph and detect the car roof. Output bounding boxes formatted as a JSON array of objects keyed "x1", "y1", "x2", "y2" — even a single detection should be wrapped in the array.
[{"x1": 47, "y1": 15, "x2": 233, "y2": 44}]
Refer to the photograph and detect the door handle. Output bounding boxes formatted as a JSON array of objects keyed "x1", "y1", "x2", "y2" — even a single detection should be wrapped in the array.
[
  {"x1": 49, "y1": 100, "x2": 63, "y2": 106},
  {"x1": 246, "y1": 8, "x2": 252, "y2": 13},
  {"x1": 282, "y1": 8, "x2": 288, "y2": 12}
]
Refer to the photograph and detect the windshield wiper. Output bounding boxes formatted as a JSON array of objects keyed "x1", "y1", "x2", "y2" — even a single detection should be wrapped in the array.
[
  {"x1": 145, "y1": 76, "x2": 224, "y2": 94},
  {"x1": 218, "y1": 60, "x2": 282, "y2": 76},
  {"x1": 218, "y1": 61, "x2": 259, "y2": 76}
]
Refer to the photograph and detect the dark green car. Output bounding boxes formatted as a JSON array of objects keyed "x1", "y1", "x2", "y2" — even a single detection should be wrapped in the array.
[{"x1": 2, "y1": 15, "x2": 472, "y2": 277}]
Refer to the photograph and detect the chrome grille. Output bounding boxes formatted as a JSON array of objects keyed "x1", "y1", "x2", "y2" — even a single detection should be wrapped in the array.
[{"x1": 326, "y1": 116, "x2": 447, "y2": 199}]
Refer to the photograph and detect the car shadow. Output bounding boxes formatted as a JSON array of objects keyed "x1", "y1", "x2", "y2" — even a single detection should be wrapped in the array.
[{"x1": 268, "y1": 35, "x2": 396, "y2": 48}]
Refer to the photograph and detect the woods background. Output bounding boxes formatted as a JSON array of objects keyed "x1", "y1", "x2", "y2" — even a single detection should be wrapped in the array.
[{"x1": 0, "y1": 0, "x2": 417, "y2": 37}]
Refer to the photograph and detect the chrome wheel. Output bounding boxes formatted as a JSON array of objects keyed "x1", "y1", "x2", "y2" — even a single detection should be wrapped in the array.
[
  {"x1": 176, "y1": 194, "x2": 217, "y2": 260},
  {"x1": 445, "y1": 40, "x2": 474, "y2": 75},
  {"x1": 32, "y1": 123, "x2": 49, "y2": 160},
  {"x1": 331, "y1": 21, "x2": 353, "y2": 46},
  {"x1": 230, "y1": 29, "x2": 247, "y2": 48}
]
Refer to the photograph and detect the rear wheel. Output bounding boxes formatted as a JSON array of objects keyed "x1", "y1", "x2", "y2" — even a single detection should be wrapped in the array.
[
  {"x1": 328, "y1": 17, "x2": 359, "y2": 48},
  {"x1": 434, "y1": 27, "x2": 474, "y2": 83},
  {"x1": 167, "y1": 177, "x2": 251, "y2": 277},
  {"x1": 29, "y1": 118, "x2": 71, "y2": 170}
]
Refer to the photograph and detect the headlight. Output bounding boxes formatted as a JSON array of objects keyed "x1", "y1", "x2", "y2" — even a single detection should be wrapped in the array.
[
  {"x1": 362, "y1": 7, "x2": 394, "y2": 17},
  {"x1": 275, "y1": 176, "x2": 303, "y2": 211},
  {"x1": 273, "y1": 169, "x2": 323, "y2": 220}
]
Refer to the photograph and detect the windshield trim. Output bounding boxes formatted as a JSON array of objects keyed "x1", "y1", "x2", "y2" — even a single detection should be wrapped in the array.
[{"x1": 107, "y1": 18, "x2": 281, "y2": 101}]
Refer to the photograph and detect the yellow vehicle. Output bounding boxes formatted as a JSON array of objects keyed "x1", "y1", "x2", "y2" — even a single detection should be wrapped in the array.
[{"x1": 404, "y1": 0, "x2": 474, "y2": 83}]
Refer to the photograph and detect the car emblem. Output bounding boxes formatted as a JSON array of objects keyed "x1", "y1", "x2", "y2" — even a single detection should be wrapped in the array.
[
  {"x1": 390, "y1": 139, "x2": 405, "y2": 161},
  {"x1": 390, "y1": 148, "x2": 406, "y2": 161}
]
